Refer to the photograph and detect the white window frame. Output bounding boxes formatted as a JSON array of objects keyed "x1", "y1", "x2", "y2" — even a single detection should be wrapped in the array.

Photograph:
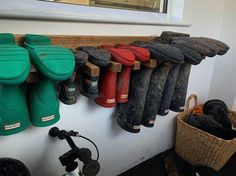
[{"x1": 0, "y1": 0, "x2": 190, "y2": 26}]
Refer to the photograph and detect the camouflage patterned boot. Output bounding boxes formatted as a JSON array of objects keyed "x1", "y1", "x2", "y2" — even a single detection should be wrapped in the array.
[{"x1": 58, "y1": 50, "x2": 88, "y2": 104}]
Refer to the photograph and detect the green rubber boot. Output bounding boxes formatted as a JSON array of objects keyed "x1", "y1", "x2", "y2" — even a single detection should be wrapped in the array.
[
  {"x1": 0, "y1": 85, "x2": 30, "y2": 135},
  {"x1": 28, "y1": 75, "x2": 60, "y2": 127},
  {"x1": 0, "y1": 33, "x2": 31, "y2": 135},
  {"x1": 24, "y1": 34, "x2": 75, "y2": 127}
]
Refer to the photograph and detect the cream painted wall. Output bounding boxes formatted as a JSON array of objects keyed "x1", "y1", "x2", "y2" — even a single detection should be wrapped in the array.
[
  {"x1": 209, "y1": 0, "x2": 236, "y2": 109},
  {"x1": 0, "y1": 0, "x2": 227, "y2": 175}
]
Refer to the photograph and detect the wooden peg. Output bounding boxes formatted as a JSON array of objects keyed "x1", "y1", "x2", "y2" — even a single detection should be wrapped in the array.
[
  {"x1": 142, "y1": 59, "x2": 157, "y2": 68},
  {"x1": 107, "y1": 61, "x2": 122, "y2": 72},
  {"x1": 80, "y1": 62, "x2": 100, "y2": 77},
  {"x1": 132, "y1": 61, "x2": 141, "y2": 70},
  {"x1": 27, "y1": 65, "x2": 39, "y2": 83}
]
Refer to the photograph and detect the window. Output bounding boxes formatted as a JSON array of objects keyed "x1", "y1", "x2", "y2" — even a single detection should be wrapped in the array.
[
  {"x1": 42, "y1": 0, "x2": 168, "y2": 13},
  {"x1": 0, "y1": 0, "x2": 188, "y2": 26}
]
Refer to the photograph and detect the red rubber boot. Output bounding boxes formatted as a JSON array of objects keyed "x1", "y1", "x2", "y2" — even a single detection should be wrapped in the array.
[
  {"x1": 115, "y1": 44, "x2": 150, "y2": 103},
  {"x1": 102, "y1": 45, "x2": 135, "y2": 103},
  {"x1": 95, "y1": 45, "x2": 135, "y2": 107},
  {"x1": 95, "y1": 69, "x2": 117, "y2": 108}
]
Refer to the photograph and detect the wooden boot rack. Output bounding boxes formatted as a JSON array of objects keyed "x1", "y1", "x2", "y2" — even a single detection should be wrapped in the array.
[{"x1": 14, "y1": 35, "x2": 156, "y2": 82}]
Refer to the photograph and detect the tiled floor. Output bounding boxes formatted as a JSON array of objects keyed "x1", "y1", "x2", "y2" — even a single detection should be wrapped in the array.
[{"x1": 119, "y1": 149, "x2": 236, "y2": 176}]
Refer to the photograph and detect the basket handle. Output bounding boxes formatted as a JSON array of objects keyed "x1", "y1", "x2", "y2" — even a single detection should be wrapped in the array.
[{"x1": 185, "y1": 94, "x2": 198, "y2": 113}]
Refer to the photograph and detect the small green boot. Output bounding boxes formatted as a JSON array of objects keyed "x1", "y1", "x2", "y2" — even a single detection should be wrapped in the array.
[{"x1": 28, "y1": 75, "x2": 60, "y2": 127}]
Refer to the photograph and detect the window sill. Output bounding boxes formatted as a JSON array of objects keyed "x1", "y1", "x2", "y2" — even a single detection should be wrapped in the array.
[{"x1": 0, "y1": 0, "x2": 191, "y2": 27}]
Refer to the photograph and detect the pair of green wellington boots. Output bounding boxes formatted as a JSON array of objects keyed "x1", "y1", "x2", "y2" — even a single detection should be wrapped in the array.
[{"x1": 0, "y1": 34, "x2": 75, "y2": 135}]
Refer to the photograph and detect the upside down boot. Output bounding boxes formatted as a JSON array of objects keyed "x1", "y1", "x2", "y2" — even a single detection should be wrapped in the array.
[
  {"x1": 59, "y1": 50, "x2": 89, "y2": 104},
  {"x1": 115, "y1": 44, "x2": 151, "y2": 132},
  {"x1": 95, "y1": 69, "x2": 117, "y2": 107},
  {"x1": 100, "y1": 45, "x2": 135, "y2": 104},
  {"x1": 0, "y1": 34, "x2": 31, "y2": 135},
  {"x1": 116, "y1": 44, "x2": 149, "y2": 103},
  {"x1": 117, "y1": 66, "x2": 153, "y2": 133},
  {"x1": 24, "y1": 34, "x2": 75, "y2": 127},
  {"x1": 28, "y1": 75, "x2": 60, "y2": 126},
  {"x1": 77, "y1": 47, "x2": 111, "y2": 99}
]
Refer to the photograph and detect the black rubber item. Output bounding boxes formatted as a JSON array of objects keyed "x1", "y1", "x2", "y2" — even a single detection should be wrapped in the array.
[
  {"x1": 78, "y1": 148, "x2": 100, "y2": 176},
  {"x1": 0, "y1": 158, "x2": 31, "y2": 176},
  {"x1": 78, "y1": 46, "x2": 111, "y2": 67},
  {"x1": 160, "y1": 31, "x2": 190, "y2": 43},
  {"x1": 198, "y1": 37, "x2": 230, "y2": 55},
  {"x1": 142, "y1": 63, "x2": 173, "y2": 126},
  {"x1": 203, "y1": 99, "x2": 231, "y2": 129},
  {"x1": 73, "y1": 50, "x2": 89, "y2": 68},
  {"x1": 117, "y1": 67, "x2": 154, "y2": 133},
  {"x1": 59, "y1": 73, "x2": 77, "y2": 105},
  {"x1": 132, "y1": 41, "x2": 185, "y2": 64},
  {"x1": 172, "y1": 37, "x2": 218, "y2": 57},
  {"x1": 77, "y1": 71, "x2": 99, "y2": 98},
  {"x1": 158, "y1": 63, "x2": 181, "y2": 116},
  {"x1": 170, "y1": 62, "x2": 192, "y2": 112},
  {"x1": 172, "y1": 43, "x2": 204, "y2": 65}
]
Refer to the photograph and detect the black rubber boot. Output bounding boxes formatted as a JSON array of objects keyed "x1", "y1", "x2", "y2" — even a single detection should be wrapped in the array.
[
  {"x1": 170, "y1": 62, "x2": 192, "y2": 112},
  {"x1": 78, "y1": 46, "x2": 111, "y2": 67},
  {"x1": 158, "y1": 63, "x2": 181, "y2": 116},
  {"x1": 117, "y1": 67, "x2": 154, "y2": 133},
  {"x1": 59, "y1": 73, "x2": 77, "y2": 105},
  {"x1": 58, "y1": 50, "x2": 88, "y2": 104},
  {"x1": 78, "y1": 71, "x2": 99, "y2": 98},
  {"x1": 142, "y1": 63, "x2": 173, "y2": 127}
]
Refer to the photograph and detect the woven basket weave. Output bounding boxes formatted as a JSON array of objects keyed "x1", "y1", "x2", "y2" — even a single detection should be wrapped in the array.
[{"x1": 175, "y1": 94, "x2": 236, "y2": 171}]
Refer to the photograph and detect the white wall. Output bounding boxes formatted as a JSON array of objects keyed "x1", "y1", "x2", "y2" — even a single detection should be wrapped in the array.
[
  {"x1": 0, "y1": 0, "x2": 227, "y2": 175},
  {"x1": 209, "y1": 0, "x2": 236, "y2": 110}
]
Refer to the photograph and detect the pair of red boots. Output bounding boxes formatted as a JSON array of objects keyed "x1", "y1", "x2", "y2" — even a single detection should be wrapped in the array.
[{"x1": 95, "y1": 44, "x2": 150, "y2": 108}]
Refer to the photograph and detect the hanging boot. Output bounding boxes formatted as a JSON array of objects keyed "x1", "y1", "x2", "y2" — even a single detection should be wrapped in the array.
[
  {"x1": 117, "y1": 66, "x2": 153, "y2": 133},
  {"x1": 95, "y1": 45, "x2": 135, "y2": 107},
  {"x1": 163, "y1": 32, "x2": 230, "y2": 112},
  {"x1": 142, "y1": 63, "x2": 173, "y2": 126},
  {"x1": 0, "y1": 33, "x2": 31, "y2": 135},
  {"x1": 58, "y1": 50, "x2": 88, "y2": 105},
  {"x1": 133, "y1": 41, "x2": 184, "y2": 125},
  {"x1": 78, "y1": 46, "x2": 111, "y2": 67},
  {"x1": 157, "y1": 63, "x2": 182, "y2": 116},
  {"x1": 77, "y1": 46, "x2": 111, "y2": 98},
  {"x1": 115, "y1": 44, "x2": 151, "y2": 132},
  {"x1": 24, "y1": 34, "x2": 75, "y2": 127},
  {"x1": 58, "y1": 72, "x2": 77, "y2": 105},
  {"x1": 169, "y1": 44, "x2": 204, "y2": 112},
  {"x1": 115, "y1": 44, "x2": 149, "y2": 103}
]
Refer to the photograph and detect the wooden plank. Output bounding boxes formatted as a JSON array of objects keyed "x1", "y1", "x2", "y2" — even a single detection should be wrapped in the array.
[
  {"x1": 132, "y1": 60, "x2": 141, "y2": 70},
  {"x1": 13, "y1": 35, "x2": 154, "y2": 79},
  {"x1": 14, "y1": 35, "x2": 154, "y2": 50},
  {"x1": 80, "y1": 62, "x2": 100, "y2": 77},
  {"x1": 107, "y1": 61, "x2": 122, "y2": 72},
  {"x1": 142, "y1": 59, "x2": 157, "y2": 68},
  {"x1": 27, "y1": 66, "x2": 39, "y2": 83}
]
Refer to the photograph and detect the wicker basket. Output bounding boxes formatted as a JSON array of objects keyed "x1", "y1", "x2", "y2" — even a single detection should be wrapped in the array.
[{"x1": 175, "y1": 94, "x2": 236, "y2": 171}]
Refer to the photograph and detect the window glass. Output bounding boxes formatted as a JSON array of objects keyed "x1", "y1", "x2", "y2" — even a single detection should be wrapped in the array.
[{"x1": 42, "y1": 0, "x2": 167, "y2": 13}]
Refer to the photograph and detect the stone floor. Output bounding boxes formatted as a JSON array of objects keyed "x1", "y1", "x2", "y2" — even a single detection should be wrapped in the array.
[{"x1": 119, "y1": 149, "x2": 236, "y2": 176}]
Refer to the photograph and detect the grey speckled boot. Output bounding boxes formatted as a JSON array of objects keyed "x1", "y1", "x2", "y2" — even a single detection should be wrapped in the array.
[
  {"x1": 169, "y1": 44, "x2": 204, "y2": 112},
  {"x1": 158, "y1": 63, "x2": 181, "y2": 116},
  {"x1": 170, "y1": 62, "x2": 192, "y2": 112},
  {"x1": 117, "y1": 67, "x2": 154, "y2": 133},
  {"x1": 142, "y1": 63, "x2": 173, "y2": 127}
]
